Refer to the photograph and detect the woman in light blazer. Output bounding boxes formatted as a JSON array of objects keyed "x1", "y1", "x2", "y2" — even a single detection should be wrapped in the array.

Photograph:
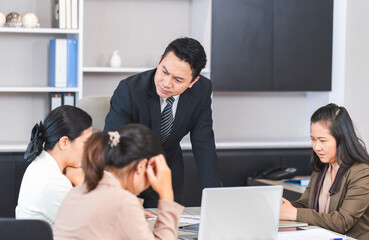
[
  {"x1": 53, "y1": 124, "x2": 184, "y2": 240},
  {"x1": 280, "y1": 103, "x2": 369, "y2": 240}
]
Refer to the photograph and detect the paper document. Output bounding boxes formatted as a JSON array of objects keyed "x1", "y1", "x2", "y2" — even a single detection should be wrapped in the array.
[
  {"x1": 147, "y1": 214, "x2": 200, "y2": 225},
  {"x1": 180, "y1": 215, "x2": 200, "y2": 225},
  {"x1": 278, "y1": 228, "x2": 344, "y2": 240}
]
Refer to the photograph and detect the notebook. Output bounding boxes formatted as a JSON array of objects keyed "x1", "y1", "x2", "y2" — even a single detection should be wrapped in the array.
[
  {"x1": 179, "y1": 185, "x2": 283, "y2": 240},
  {"x1": 279, "y1": 220, "x2": 308, "y2": 228}
]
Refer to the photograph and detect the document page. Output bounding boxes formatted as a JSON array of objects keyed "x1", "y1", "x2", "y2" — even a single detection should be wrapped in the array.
[
  {"x1": 278, "y1": 228, "x2": 345, "y2": 240},
  {"x1": 147, "y1": 214, "x2": 200, "y2": 225},
  {"x1": 179, "y1": 215, "x2": 200, "y2": 225}
]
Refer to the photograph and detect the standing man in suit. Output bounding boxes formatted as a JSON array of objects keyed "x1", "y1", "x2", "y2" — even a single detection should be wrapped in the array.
[{"x1": 104, "y1": 37, "x2": 221, "y2": 207}]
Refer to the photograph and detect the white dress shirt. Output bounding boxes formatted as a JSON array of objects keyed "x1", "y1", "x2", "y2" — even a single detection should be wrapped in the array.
[
  {"x1": 16, "y1": 150, "x2": 72, "y2": 225},
  {"x1": 160, "y1": 95, "x2": 180, "y2": 118}
]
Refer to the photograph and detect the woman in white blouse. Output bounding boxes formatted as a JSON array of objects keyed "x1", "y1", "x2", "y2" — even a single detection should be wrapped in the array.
[{"x1": 16, "y1": 105, "x2": 92, "y2": 224}]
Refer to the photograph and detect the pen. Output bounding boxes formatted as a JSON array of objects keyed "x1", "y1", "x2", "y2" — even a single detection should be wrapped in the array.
[{"x1": 329, "y1": 238, "x2": 342, "y2": 240}]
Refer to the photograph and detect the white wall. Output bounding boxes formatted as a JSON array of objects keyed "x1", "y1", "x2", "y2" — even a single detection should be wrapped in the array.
[
  {"x1": 212, "y1": 92, "x2": 307, "y2": 140},
  {"x1": 343, "y1": 0, "x2": 369, "y2": 145},
  {"x1": 83, "y1": 0, "x2": 191, "y2": 95},
  {"x1": 84, "y1": 0, "x2": 369, "y2": 143},
  {"x1": 83, "y1": 0, "x2": 191, "y2": 68}
]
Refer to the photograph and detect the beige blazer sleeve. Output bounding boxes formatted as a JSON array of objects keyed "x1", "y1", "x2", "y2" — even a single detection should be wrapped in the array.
[
  {"x1": 116, "y1": 197, "x2": 183, "y2": 240},
  {"x1": 295, "y1": 166, "x2": 369, "y2": 234},
  {"x1": 153, "y1": 200, "x2": 184, "y2": 239}
]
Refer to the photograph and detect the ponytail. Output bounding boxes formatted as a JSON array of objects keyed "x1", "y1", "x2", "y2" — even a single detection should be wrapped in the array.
[
  {"x1": 83, "y1": 132, "x2": 109, "y2": 192},
  {"x1": 24, "y1": 122, "x2": 45, "y2": 161}
]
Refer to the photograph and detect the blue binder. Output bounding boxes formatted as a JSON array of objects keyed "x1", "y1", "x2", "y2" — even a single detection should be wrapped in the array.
[
  {"x1": 67, "y1": 38, "x2": 78, "y2": 87},
  {"x1": 49, "y1": 38, "x2": 68, "y2": 87}
]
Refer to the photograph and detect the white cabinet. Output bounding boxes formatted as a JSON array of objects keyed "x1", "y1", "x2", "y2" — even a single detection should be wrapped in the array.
[
  {"x1": 0, "y1": 0, "x2": 210, "y2": 151},
  {"x1": 0, "y1": 0, "x2": 84, "y2": 151}
]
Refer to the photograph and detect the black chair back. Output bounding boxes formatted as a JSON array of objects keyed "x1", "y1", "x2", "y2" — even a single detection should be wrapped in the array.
[
  {"x1": 0, "y1": 153, "x2": 31, "y2": 218},
  {"x1": 0, "y1": 218, "x2": 53, "y2": 240}
]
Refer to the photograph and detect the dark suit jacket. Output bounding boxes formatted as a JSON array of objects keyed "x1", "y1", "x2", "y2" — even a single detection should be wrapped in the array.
[
  {"x1": 104, "y1": 69, "x2": 221, "y2": 203},
  {"x1": 292, "y1": 162, "x2": 369, "y2": 240}
]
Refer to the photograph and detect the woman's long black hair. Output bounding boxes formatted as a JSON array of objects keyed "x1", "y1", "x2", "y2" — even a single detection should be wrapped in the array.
[{"x1": 311, "y1": 103, "x2": 369, "y2": 171}]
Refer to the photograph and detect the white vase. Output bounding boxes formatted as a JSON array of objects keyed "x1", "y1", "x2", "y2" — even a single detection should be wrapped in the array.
[{"x1": 110, "y1": 51, "x2": 121, "y2": 68}]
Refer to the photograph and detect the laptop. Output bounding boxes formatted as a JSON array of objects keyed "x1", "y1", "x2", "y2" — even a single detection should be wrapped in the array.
[{"x1": 179, "y1": 185, "x2": 283, "y2": 240}]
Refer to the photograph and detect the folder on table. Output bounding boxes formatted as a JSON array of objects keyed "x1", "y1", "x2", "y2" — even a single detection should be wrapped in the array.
[
  {"x1": 283, "y1": 178, "x2": 310, "y2": 187},
  {"x1": 279, "y1": 220, "x2": 308, "y2": 228}
]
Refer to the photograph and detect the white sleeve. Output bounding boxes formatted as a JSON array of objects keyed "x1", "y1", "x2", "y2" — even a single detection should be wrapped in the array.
[{"x1": 42, "y1": 175, "x2": 72, "y2": 223}]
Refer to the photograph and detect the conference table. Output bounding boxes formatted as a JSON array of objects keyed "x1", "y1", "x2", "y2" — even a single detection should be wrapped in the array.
[
  {"x1": 146, "y1": 207, "x2": 356, "y2": 240},
  {"x1": 146, "y1": 207, "x2": 199, "y2": 238}
]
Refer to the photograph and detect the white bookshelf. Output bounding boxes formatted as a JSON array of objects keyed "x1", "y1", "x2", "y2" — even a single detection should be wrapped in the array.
[
  {"x1": 0, "y1": 87, "x2": 80, "y2": 93},
  {"x1": 0, "y1": 0, "x2": 84, "y2": 150},
  {"x1": 0, "y1": 28, "x2": 79, "y2": 34},
  {"x1": 0, "y1": 144, "x2": 28, "y2": 152},
  {"x1": 83, "y1": 66, "x2": 210, "y2": 74},
  {"x1": 1, "y1": 0, "x2": 210, "y2": 150},
  {"x1": 83, "y1": 67, "x2": 153, "y2": 73},
  {"x1": 83, "y1": 66, "x2": 210, "y2": 75},
  {"x1": 83, "y1": 67, "x2": 210, "y2": 75}
]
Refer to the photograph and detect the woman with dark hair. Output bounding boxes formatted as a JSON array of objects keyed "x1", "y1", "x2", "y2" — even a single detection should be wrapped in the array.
[
  {"x1": 280, "y1": 103, "x2": 369, "y2": 240},
  {"x1": 16, "y1": 105, "x2": 92, "y2": 224},
  {"x1": 53, "y1": 124, "x2": 183, "y2": 240}
]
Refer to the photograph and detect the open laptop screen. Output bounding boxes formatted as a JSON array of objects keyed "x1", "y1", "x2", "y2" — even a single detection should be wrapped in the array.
[{"x1": 180, "y1": 186, "x2": 283, "y2": 240}]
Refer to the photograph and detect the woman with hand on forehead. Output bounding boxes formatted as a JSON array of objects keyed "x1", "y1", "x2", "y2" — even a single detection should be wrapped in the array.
[
  {"x1": 53, "y1": 123, "x2": 184, "y2": 240},
  {"x1": 280, "y1": 103, "x2": 369, "y2": 240}
]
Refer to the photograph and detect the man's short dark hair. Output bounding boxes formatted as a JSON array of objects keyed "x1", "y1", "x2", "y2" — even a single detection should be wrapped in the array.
[{"x1": 160, "y1": 37, "x2": 207, "y2": 81}]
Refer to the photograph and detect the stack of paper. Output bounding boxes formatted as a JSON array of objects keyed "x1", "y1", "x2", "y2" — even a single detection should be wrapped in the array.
[
  {"x1": 146, "y1": 215, "x2": 200, "y2": 225},
  {"x1": 278, "y1": 228, "x2": 345, "y2": 240},
  {"x1": 179, "y1": 215, "x2": 201, "y2": 225}
]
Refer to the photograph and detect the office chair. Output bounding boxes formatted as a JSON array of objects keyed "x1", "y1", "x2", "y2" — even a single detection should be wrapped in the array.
[
  {"x1": 0, "y1": 218, "x2": 53, "y2": 240},
  {"x1": 76, "y1": 95, "x2": 111, "y2": 131}
]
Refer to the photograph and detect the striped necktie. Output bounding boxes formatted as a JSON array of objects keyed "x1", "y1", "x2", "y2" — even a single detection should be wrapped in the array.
[{"x1": 160, "y1": 97, "x2": 175, "y2": 144}]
